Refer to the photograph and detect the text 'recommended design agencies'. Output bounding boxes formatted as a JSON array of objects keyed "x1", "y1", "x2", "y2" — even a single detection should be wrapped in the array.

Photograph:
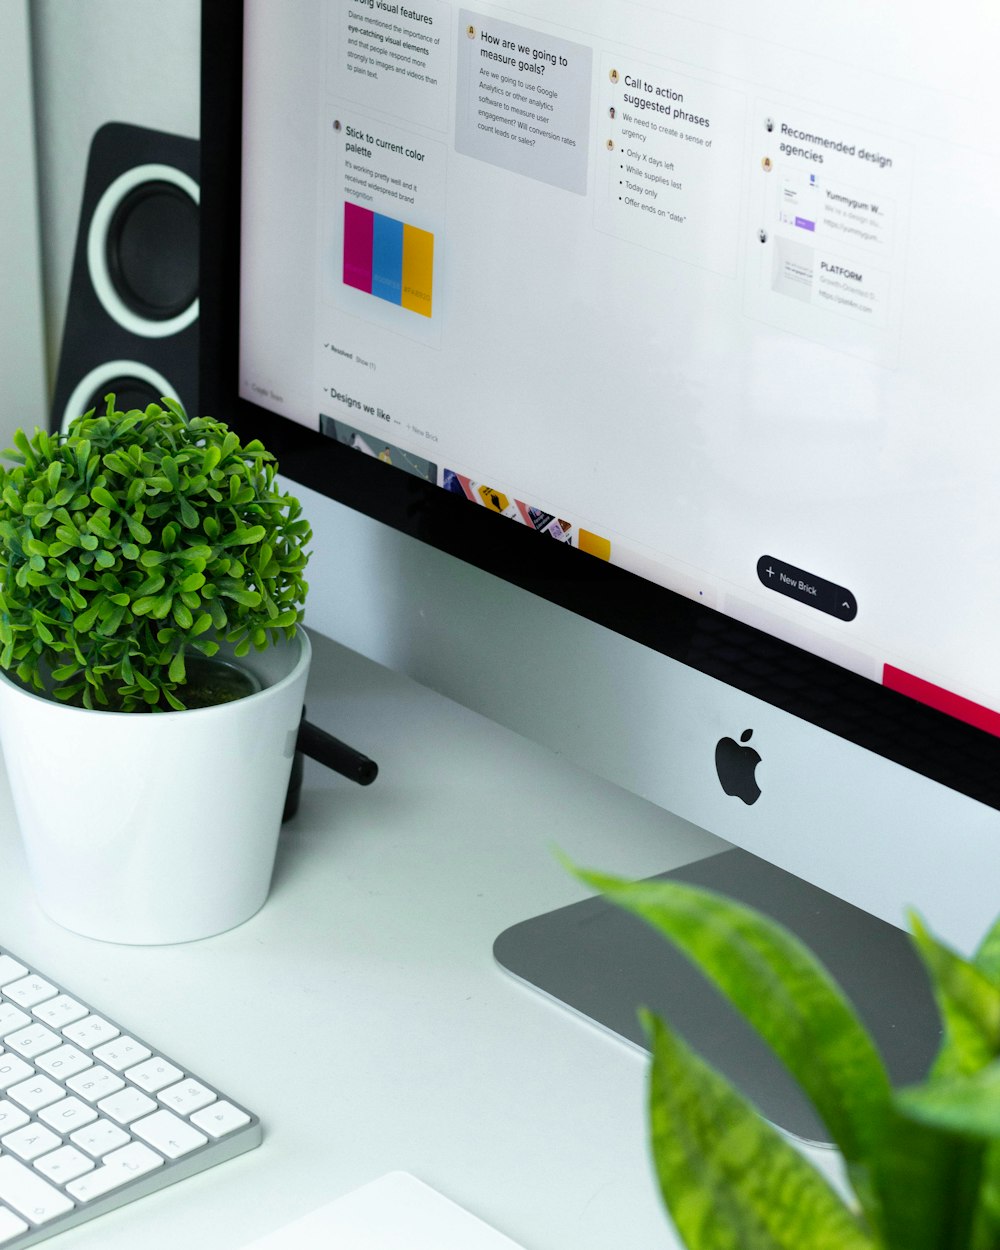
[{"x1": 343, "y1": 202, "x2": 435, "y2": 316}]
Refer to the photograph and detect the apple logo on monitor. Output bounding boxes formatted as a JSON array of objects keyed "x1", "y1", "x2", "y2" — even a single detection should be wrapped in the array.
[{"x1": 715, "y1": 729, "x2": 762, "y2": 805}]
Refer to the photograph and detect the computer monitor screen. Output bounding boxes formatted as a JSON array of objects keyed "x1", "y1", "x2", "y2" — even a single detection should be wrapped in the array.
[{"x1": 199, "y1": 1, "x2": 1000, "y2": 969}]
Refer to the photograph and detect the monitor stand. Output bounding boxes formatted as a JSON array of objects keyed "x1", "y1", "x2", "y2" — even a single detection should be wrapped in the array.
[{"x1": 493, "y1": 848, "x2": 941, "y2": 1145}]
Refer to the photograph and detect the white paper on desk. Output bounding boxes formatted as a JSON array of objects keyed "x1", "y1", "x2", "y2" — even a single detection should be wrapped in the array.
[{"x1": 240, "y1": 1170, "x2": 526, "y2": 1249}]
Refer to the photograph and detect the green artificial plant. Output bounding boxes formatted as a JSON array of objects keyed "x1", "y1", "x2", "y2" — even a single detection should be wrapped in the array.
[
  {"x1": 571, "y1": 862, "x2": 1000, "y2": 1250},
  {"x1": 0, "y1": 397, "x2": 311, "y2": 712}
]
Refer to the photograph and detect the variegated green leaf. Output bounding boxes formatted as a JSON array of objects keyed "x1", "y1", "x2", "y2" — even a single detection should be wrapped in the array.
[
  {"x1": 645, "y1": 1012, "x2": 874, "y2": 1250},
  {"x1": 909, "y1": 914, "x2": 1000, "y2": 1079},
  {"x1": 571, "y1": 865, "x2": 892, "y2": 1202},
  {"x1": 873, "y1": 1099, "x2": 990, "y2": 1250}
]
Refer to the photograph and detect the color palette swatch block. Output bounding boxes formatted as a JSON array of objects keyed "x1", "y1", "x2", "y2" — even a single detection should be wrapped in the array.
[{"x1": 343, "y1": 202, "x2": 433, "y2": 318}]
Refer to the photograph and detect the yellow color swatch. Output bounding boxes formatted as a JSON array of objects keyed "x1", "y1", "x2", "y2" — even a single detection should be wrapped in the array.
[
  {"x1": 578, "y1": 529, "x2": 611, "y2": 561},
  {"x1": 401, "y1": 224, "x2": 434, "y2": 318}
]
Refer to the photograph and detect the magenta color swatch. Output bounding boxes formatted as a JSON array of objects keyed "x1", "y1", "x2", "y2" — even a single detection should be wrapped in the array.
[{"x1": 343, "y1": 202, "x2": 374, "y2": 293}]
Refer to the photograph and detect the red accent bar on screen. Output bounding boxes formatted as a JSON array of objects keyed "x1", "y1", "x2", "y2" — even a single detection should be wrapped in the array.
[{"x1": 883, "y1": 665, "x2": 1000, "y2": 738}]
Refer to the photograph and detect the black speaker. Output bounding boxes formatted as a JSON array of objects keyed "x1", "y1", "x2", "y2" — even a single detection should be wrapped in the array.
[{"x1": 51, "y1": 122, "x2": 200, "y2": 432}]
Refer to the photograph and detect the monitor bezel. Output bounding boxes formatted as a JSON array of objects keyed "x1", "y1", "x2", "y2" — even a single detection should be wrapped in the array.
[{"x1": 198, "y1": 3, "x2": 999, "y2": 813}]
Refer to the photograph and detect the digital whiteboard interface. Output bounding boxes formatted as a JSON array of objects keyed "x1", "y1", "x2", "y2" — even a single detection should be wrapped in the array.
[{"x1": 240, "y1": 0, "x2": 1000, "y2": 739}]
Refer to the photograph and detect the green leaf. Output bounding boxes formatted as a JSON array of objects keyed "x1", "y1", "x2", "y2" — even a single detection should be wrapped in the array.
[
  {"x1": 909, "y1": 914, "x2": 1000, "y2": 1078},
  {"x1": 121, "y1": 543, "x2": 140, "y2": 561},
  {"x1": 645, "y1": 1012, "x2": 874, "y2": 1250},
  {"x1": 172, "y1": 602, "x2": 193, "y2": 630},
  {"x1": 872, "y1": 1102, "x2": 990, "y2": 1250},
  {"x1": 179, "y1": 497, "x2": 199, "y2": 528},
  {"x1": 570, "y1": 865, "x2": 892, "y2": 1194},
  {"x1": 896, "y1": 1061, "x2": 1000, "y2": 1138},
  {"x1": 99, "y1": 606, "x2": 125, "y2": 636},
  {"x1": 218, "y1": 525, "x2": 266, "y2": 548},
  {"x1": 168, "y1": 650, "x2": 186, "y2": 684},
  {"x1": 125, "y1": 515, "x2": 152, "y2": 545},
  {"x1": 73, "y1": 604, "x2": 100, "y2": 633},
  {"x1": 975, "y1": 916, "x2": 1000, "y2": 986},
  {"x1": 90, "y1": 486, "x2": 117, "y2": 510},
  {"x1": 218, "y1": 586, "x2": 261, "y2": 607}
]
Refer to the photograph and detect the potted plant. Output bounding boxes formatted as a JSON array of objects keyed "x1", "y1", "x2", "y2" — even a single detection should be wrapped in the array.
[
  {"x1": 572, "y1": 861, "x2": 1000, "y2": 1250},
  {"x1": 0, "y1": 397, "x2": 312, "y2": 944}
]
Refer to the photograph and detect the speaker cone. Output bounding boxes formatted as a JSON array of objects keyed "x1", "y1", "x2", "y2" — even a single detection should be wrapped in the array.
[{"x1": 106, "y1": 180, "x2": 199, "y2": 321}]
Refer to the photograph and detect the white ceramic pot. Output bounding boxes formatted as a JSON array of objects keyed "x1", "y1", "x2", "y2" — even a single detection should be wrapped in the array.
[{"x1": 0, "y1": 629, "x2": 312, "y2": 945}]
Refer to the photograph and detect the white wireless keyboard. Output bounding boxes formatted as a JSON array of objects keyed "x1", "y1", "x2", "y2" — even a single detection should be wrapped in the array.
[{"x1": 0, "y1": 945, "x2": 260, "y2": 1247}]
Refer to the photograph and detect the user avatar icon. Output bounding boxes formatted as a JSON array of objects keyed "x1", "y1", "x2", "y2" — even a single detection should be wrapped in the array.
[
  {"x1": 609, "y1": 68, "x2": 620, "y2": 84},
  {"x1": 761, "y1": 155, "x2": 773, "y2": 172},
  {"x1": 466, "y1": 24, "x2": 476, "y2": 38}
]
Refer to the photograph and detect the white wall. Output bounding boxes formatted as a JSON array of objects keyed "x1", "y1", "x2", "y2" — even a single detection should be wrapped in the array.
[
  {"x1": 29, "y1": 0, "x2": 201, "y2": 374},
  {"x1": 0, "y1": 0, "x2": 47, "y2": 444}
]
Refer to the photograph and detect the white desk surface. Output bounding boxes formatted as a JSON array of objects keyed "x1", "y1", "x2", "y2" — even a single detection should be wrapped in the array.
[{"x1": 0, "y1": 630, "x2": 834, "y2": 1249}]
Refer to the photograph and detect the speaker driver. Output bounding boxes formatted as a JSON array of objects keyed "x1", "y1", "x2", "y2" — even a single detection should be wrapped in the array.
[
  {"x1": 106, "y1": 180, "x2": 199, "y2": 321},
  {"x1": 60, "y1": 360, "x2": 180, "y2": 433},
  {"x1": 87, "y1": 163, "x2": 199, "y2": 338}
]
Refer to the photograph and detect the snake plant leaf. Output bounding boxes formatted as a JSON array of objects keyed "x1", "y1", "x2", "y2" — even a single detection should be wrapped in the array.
[
  {"x1": 644, "y1": 1011, "x2": 874, "y2": 1250},
  {"x1": 571, "y1": 867, "x2": 892, "y2": 1181},
  {"x1": 974, "y1": 915, "x2": 1000, "y2": 987},
  {"x1": 895, "y1": 1060, "x2": 1000, "y2": 1138},
  {"x1": 872, "y1": 1097, "x2": 992, "y2": 1250},
  {"x1": 908, "y1": 913, "x2": 1000, "y2": 1078}
]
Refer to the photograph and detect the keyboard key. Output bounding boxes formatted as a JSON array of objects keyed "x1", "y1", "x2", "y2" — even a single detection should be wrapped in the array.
[
  {"x1": 34, "y1": 1144, "x2": 94, "y2": 1184},
  {"x1": 70, "y1": 1118, "x2": 131, "y2": 1159},
  {"x1": 38, "y1": 1095, "x2": 99, "y2": 1133},
  {"x1": 0, "y1": 958, "x2": 27, "y2": 986},
  {"x1": 7, "y1": 1076, "x2": 63, "y2": 1114},
  {"x1": 191, "y1": 1099, "x2": 251, "y2": 1138},
  {"x1": 97, "y1": 1087, "x2": 157, "y2": 1126},
  {"x1": 36, "y1": 1043, "x2": 93, "y2": 1079},
  {"x1": 132, "y1": 1108, "x2": 208, "y2": 1158},
  {"x1": 66, "y1": 1066, "x2": 125, "y2": 1103},
  {"x1": 66, "y1": 1142, "x2": 162, "y2": 1202},
  {"x1": 0, "y1": 1155, "x2": 73, "y2": 1224},
  {"x1": 63, "y1": 1015, "x2": 120, "y2": 1050},
  {"x1": 3, "y1": 1022, "x2": 60, "y2": 1059},
  {"x1": 32, "y1": 994, "x2": 88, "y2": 1029},
  {"x1": 1, "y1": 1123, "x2": 61, "y2": 1161},
  {"x1": 125, "y1": 1056, "x2": 183, "y2": 1093},
  {"x1": 0, "y1": 1205, "x2": 28, "y2": 1244},
  {"x1": 94, "y1": 1035, "x2": 151, "y2": 1072},
  {"x1": 0, "y1": 1103, "x2": 28, "y2": 1136},
  {"x1": 159, "y1": 1078, "x2": 216, "y2": 1116},
  {"x1": 0, "y1": 1006, "x2": 30, "y2": 1038},
  {"x1": 0, "y1": 1057, "x2": 34, "y2": 1092},
  {"x1": 2, "y1": 976, "x2": 56, "y2": 1009}
]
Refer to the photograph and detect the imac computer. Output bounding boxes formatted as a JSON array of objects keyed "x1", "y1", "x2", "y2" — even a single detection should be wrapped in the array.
[{"x1": 200, "y1": 1, "x2": 1000, "y2": 1140}]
